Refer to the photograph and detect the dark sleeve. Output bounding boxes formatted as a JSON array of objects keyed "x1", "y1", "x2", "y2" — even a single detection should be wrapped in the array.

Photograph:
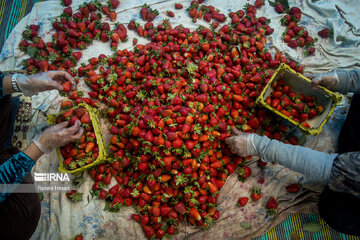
[
  {"x1": 0, "y1": 72, "x2": 4, "y2": 98},
  {"x1": 0, "y1": 151, "x2": 36, "y2": 203},
  {"x1": 328, "y1": 152, "x2": 360, "y2": 199}
]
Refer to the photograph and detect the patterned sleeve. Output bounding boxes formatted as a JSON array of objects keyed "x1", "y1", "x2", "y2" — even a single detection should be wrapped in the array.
[
  {"x1": 0, "y1": 151, "x2": 36, "y2": 203},
  {"x1": 328, "y1": 152, "x2": 360, "y2": 198}
]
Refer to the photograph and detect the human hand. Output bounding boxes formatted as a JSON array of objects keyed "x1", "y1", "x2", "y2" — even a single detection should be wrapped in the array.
[
  {"x1": 14, "y1": 71, "x2": 76, "y2": 96},
  {"x1": 33, "y1": 120, "x2": 84, "y2": 154},
  {"x1": 307, "y1": 71, "x2": 339, "y2": 90},
  {"x1": 225, "y1": 127, "x2": 255, "y2": 157}
]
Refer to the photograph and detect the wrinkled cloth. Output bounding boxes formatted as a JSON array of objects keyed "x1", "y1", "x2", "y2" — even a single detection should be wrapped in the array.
[{"x1": 0, "y1": 151, "x2": 35, "y2": 202}]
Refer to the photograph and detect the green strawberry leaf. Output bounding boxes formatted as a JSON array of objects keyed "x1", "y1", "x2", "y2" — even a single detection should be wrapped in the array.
[
  {"x1": 240, "y1": 222, "x2": 251, "y2": 229},
  {"x1": 38, "y1": 192, "x2": 44, "y2": 202},
  {"x1": 303, "y1": 222, "x2": 321, "y2": 232},
  {"x1": 278, "y1": 0, "x2": 290, "y2": 10},
  {"x1": 268, "y1": 0, "x2": 277, "y2": 7},
  {"x1": 73, "y1": 176, "x2": 85, "y2": 187},
  {"x1": 26, "y1": 45, "x2": 39, "y2": 58}
]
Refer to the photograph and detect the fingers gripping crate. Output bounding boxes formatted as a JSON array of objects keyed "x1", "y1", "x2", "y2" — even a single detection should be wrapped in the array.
[
  {"x1": 256, "y1": 63, "x2": 343, "y2": 135},
  {"x1": 47, "y1": 103, "x2": 108, "y2": 174}
]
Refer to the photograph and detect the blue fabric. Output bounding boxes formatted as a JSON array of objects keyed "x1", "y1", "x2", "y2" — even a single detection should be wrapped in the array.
[
  {"x1": 0, "y1": 151, "x2": 35, "y2": 203},
  {"x1": 249, "y1": 134, "x2": 338, "y2": 184}
]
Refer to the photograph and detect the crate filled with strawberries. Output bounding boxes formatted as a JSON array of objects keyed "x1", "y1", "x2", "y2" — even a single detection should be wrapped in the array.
[
  {"x1": 47, "y1": 103, "x2": 108, "y2": 174},
  {"x1": 256, "y1": 63, "x2": 342, "y2": 135}
]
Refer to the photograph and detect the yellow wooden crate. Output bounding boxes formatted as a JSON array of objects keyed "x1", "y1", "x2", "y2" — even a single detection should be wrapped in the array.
[{"x1": 256, "y1": 63, "x2": 343, "y2": 135}]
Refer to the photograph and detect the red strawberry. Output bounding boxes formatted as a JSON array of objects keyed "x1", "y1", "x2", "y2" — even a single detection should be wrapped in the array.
[
  {"x1": 103, "y1": 173, "x2": 111, "y2": 185},
  {"x1": 62, "y1": 81, "x2": 71, "y2": 92},
  {"x1": 143, "y1": 226, "x2": 155, "y2": 238},
  {"x1": 318, "y1": 28, "x2": 332, "y2": 38},
  {"x1": 156, "y1": 229, "x2": 165, "y2": 239},
  {"x1": 140, "y1": 8, "x2": 149, "y2": 20},
  {"x1": 68, "y1": 116, "x2": 79, "y2": 126},
  {"x1": 189, "y1": 208, "x2": 201, "y2": 221},
  {"x1": 80, "y1": 112, "x2": 90, "y2": 124},
  {"x1": 266, "y1": 197, "x2": 278, "y2": 215},
  {"x1": 74, "y1": 234, "x2": 83, "y2": 240},
  {"x1": 174, "y1": 202, "x2": 186, "y2": 215},
  {"x1": 251, "y1": 186, "x2": 262, "y2": 201},
  {"x1": 288, "y1": 39, "x2": 298, "y2": 48},
  {"x1": 275, "y1": 4, "x2": 284, "y2": 13},
  {"x1": 74, "y1": 107, "x2": 86, "y2": 118},
  {"x1": 167, "y1": 11, "x2": 175, "y2": 17},
  {"x1": 72, "y1": 52, "x2": 82, "y2": 61},
  {"x1": 66, "y1": 190, "x2": 82, "y2": 202},
  {"x1": 286, "y1": 183, "x2": 302, "y2": 193},
  {"x1": 102, "y1": 6, "x2": 110, "y2": 15},
  {"x1": 109, "y1": 184, "x2": 120, "y2": 196},
  {"x1": 146, "y1": 12, "x2": 155, "y2": 22},
  {"x1": 62, "y1": 0, "x2": 72, "y2": 6},
  {"x1": 175, "y1": 3, "x2": 183, "y2": 9},
  {"x1": 109, "y1": 11, "x2": 117, "y2": 22},
  {"x1": 39, "y1": 60, "x2": 49, "y2": 72},
  {"x1": 238, "y1": 166, "x2": 252, "y2": 182},
  {"x1": 254, "y1": 0, "x2": 264, "y2": 8},
  {"x1": 289, "y1": 7, "x2": 302, "y2": 15},
  {"x1": 63, "y1": 6, "x2": 73, "y2": 17},
  {"x1": 237, "y1": 197, "x2": 249, "y2": 207},
  {"x1": 110, "y1": 0, "x2": 120, "y2": 9}
]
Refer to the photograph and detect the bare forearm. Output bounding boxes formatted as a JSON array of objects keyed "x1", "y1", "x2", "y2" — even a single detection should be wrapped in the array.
[
  {"x1": 22, "y1": 142, "x2": 44, "y2": 162},
  {"x1": 2, "y1": 75, "x2": 16, "y2": 95}
]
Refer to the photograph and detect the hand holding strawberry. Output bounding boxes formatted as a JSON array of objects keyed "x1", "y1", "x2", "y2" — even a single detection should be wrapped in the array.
[
  {"x1": 14, "y1": 70, "x2": 76, "y2": 96},
  {"x1": 33, "y1": 120, "x2": 84, "y2": 153},
  {"x1": 225, "y1": 127, "x2": 257, "y2": 157}
]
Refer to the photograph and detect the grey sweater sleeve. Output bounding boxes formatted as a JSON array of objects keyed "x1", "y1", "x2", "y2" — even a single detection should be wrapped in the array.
[
  {"x1": 335, "y1": 69, "x2": 360, "y2": 94},
  {"x1": 248, "y1": 134, "x2": 338, "y2": 184}
]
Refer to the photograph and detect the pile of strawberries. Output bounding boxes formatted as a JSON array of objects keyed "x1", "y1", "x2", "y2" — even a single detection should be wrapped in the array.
[
  {"x1": 187, "y1": 0, "x2": 226, "y2": 25},
  {"x1": 18, "y1": 0, "x2": 319, "y2": 238},
  {"x1": 56, "y1": 106, "x2": 99, "y2": 170},
  {"x1": 274, "y1": 3, "x2": 317, "y2": 56},
  {"x1": 265, "y1": 78, "x2": 324, "y2": 128},
  {"x1": 20, "y1": 0, "x2": 123, "y2": 74}
]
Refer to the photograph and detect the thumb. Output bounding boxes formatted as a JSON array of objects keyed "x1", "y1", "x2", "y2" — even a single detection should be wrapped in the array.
[
  {"x1": 311, "y1": 76, "x2": 322, "y2": 89},
  {"x1": 51, "y1": 80, "x2": 64, "y2": 91},
  {"x1": 304, "y1": 73, "x2": 316, "y2": 80},
  {"x1": 232, "y1": 127, "x2": 242, "y2": 136}
]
